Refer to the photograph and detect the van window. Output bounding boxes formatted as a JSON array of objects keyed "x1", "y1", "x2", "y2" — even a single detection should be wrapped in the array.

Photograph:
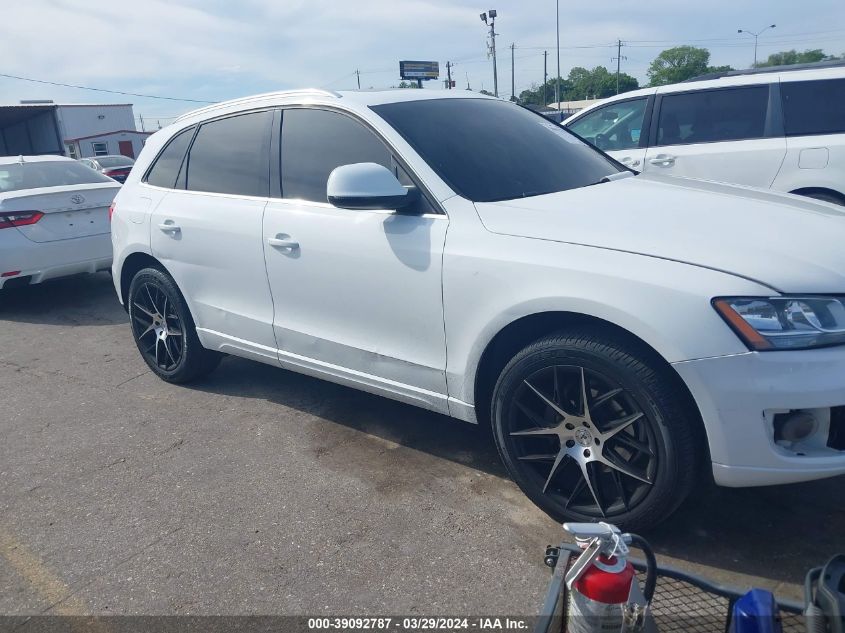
[
  {"x1": 782, "y1": 78, "x2": 845, "y2": 136},
  {"x1": 656, "y1": 86, "x2": 769, "y2": 146},
  {"x1": 281, "y1": 108, "x2": 391, "y2": 203},
  {"x1": 568, "y1": 98, "x2": 648, "y2": 151},
  {"x1": 185, "y1": 111, "x2": 272, "y2": 197},
  {"x1": 145, "y1": 127, "x2": 194, "y2": 189}
]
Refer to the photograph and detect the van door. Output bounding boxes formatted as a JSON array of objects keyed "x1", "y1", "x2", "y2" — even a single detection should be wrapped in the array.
[
  {"x1": 567, "y1": 95, "x2": 652, "y2": 171},
  {"x1": 642, "y1": 85, "x2": 786, "y2": 188}
]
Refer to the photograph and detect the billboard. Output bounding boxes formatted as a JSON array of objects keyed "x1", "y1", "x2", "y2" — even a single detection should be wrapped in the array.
[{"x1": 399, "y1": 61, "x2": 440, "y2": 80}]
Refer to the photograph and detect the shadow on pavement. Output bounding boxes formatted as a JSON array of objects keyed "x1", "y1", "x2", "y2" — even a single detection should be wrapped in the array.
[
  {"x1": 0, "y1": 272, "x2": 127, "y2": 326},
  {"x1": 190, "y1": 356, "x2": 844, "y2": 587}
]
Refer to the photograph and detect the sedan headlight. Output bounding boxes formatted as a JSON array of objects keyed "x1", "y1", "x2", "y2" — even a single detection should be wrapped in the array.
[{"x1": 713, "y1": 297, "x2": 845, "y2": 350}]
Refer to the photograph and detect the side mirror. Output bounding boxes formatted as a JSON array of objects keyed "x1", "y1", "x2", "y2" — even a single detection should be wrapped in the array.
[{"x1": 327, "y1": 163, "x2": 415, "y2": 211}]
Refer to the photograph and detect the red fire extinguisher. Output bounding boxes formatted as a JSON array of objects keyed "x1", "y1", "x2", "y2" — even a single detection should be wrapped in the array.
[{"x1": 563, "y1": 523, "x2": 656, "y2": 633}]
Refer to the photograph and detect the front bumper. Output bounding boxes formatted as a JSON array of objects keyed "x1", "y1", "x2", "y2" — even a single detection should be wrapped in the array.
[{"x1": 673, "y1": 348, "x2": 845, "y2": 487}]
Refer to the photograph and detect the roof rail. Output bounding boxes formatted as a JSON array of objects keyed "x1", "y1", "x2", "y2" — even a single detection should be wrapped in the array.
[
  {"x1": 174, "y1": 88, "x2": 342, "y2": 123},
  {"x1": 684, "y1": 58, "x2": 845, "y2": 82}
]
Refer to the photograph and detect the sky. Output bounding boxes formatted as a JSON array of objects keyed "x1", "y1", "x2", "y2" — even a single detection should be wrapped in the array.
[{"x1": 1, "y1": 0, "x2": 844, "y2": 129}]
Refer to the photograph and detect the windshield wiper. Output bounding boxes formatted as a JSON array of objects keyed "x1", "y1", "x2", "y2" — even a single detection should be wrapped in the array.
[{"x1": 589, "y1": 171, "x2": 637, "y2": 186}]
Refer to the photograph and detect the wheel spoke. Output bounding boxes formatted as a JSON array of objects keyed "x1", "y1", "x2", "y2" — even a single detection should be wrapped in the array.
[
  {"x1": 542, "y1": 450, "x2": 570, "y2": 493},
  {"x1": 611, "y1": 469, "x2": 630, "y2": 512},
  {"x1": 154, "y1": 337, "x2": 160, "y2": 366},
  {"x1": 515, "y1": 399, "x2": 548, "y2": 428},
  {"x1": 565, "y1": 476, "x2": 587, "y2": 509},
  {"x1": 601, "y1": 412, "x2": 644, "y2": 439},
  {"x1": 579, "y1": 367, "x2": 593, "y2": 422},
  {"x1": 610, "y1": 431, "x2": 654, "y2": 456},
  {"x1": 578, "y1": 460, "x2": 606, "y2": 517},
  {"x1": 144, "y1": 284, "x2": 158, "y2": 316},
  {"x1": 595, "y1": 451, "x2": 652, "y2": 485},
  {"x1": 591, "y1": 387, "x2": 623, "y2": 410},
  {"x1": 518, "y1": 453, "x2": 557, "y2": 462},
  {"x1": 524, "y1": 379, "x2": 568, "y2": 419},
  {"x1": 163, "y1": 337, "x2": 177, "y2": 368},
  {"x1": 133, "y1": 302, "x2": 157, "y2": 319},
  {"x1": 510, "y1": 425, "x2": 558, "y2": 437}
]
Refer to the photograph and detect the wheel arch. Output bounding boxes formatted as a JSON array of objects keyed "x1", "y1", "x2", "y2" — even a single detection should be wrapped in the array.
[
  {"x1": 119, "y1": 252, "x2": 169, "y2": 309},
  {"x1": 789, "y1": 187, "x2": 845, "y2": 205},
  {"x1": 471, "y1": 311, "x2": 709, "y2": 465}
]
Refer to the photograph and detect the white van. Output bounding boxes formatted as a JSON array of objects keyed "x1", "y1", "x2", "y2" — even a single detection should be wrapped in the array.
[{"x1": 564, "y1": 60, "x2": 845, "y2": 205}]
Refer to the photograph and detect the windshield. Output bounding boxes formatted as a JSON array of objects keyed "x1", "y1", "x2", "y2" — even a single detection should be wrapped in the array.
[
  {"x1": 96, "y1": 156, "x2": 134, "y2": 168},
  {"x1": 371, "y1": 98, "x2": 622, "y2": 203},
  {"x1": 0, "y1": 160, "x2": 114, "y2": 193}
]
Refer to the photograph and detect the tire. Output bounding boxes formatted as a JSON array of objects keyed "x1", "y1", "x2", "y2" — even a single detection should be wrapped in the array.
[
  {"x1": 491, "y1": 328, "x2": 701, "y2": 531},
  {"x1": 799, "y1": 191, "x2": 845, "y2": 206},
  {"x1": 127, "y1": 267, "x2": 221, "y2": 383}
]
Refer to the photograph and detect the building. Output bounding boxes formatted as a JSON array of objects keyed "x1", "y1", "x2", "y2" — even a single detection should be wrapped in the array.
[
  {"x1": 0, "y1": 101, "x2": 152, "y2": 159},
  {"x1": 545, "y1": 99, "x2": 601, "y2": 117}
]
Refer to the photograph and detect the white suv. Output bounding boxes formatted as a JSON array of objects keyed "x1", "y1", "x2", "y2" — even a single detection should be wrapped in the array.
[
  {"x1": 565, "y1": 60, "x2": 845, "y2": 205},
  {"x1": 112, "y1": 89, "x2": 845, "y2": 528}
]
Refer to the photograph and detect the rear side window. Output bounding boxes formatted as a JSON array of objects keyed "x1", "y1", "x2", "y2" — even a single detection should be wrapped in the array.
[
  {"x1": 185, "y1": 111, "x2": 272, "y2": 197},
  {"x1": 656, "y1": 86, "x2": 769, "y2": 146},
  {"x1": 145, "y1": 127, "x2": 194, "y2": 189},
  {"x1": 782, "y1": 78, "x2": 845, "y2": 136},
  {"x1": 281, "y1": 108, "x2": 391, "y2": 203}
]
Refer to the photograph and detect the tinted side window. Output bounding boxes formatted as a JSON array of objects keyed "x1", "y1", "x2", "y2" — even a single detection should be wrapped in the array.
[
  {"x1": 281, "y1": 108, "x2": 391, "y2": 202},
  {"x1": 186, "y1": 111, "x2": 272, "y2": 197},
  {"x1": 569, "y1": 98, "x2": 647, "y2": 151},
  {"x1": 145, "y1": 127, "x2": 194, "y2": 188},
  {"x1": 782, "y1": 78, "x2": 845, "y2": 136},
  {"x1": 656, "y1": 86, "x2": 768, "y2": 146}
]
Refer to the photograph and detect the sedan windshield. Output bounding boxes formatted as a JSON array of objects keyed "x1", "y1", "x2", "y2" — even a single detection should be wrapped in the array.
[
  {"x1": 372, "y1": 98, "x2": 623, "y2": 203},
  {"x1": 0, "y1": 161, "x2": 114, "y2": 193}
]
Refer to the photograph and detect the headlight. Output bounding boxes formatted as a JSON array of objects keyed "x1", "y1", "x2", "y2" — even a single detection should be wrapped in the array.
[{"x1": 713, "y1": 296, "x2": 845, "y2": 350}]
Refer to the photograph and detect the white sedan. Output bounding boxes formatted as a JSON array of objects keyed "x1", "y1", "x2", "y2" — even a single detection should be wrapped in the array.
[{"x1": 0, "y1": 155, "x2": 121, "y2": 289}]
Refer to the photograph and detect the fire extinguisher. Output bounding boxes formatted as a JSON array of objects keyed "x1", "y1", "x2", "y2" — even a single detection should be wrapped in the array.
[{"x1": 563, "y1": 523, "x2": 657, "y2": 633}]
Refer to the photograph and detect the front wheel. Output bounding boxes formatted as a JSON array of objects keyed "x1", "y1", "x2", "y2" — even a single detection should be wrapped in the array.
[
  {"x1": 128, "y1": 267, "x2": 220, "y2": 383},
  {"x1": 491, "y1": 329, "x2": 701, "y2": 530}
]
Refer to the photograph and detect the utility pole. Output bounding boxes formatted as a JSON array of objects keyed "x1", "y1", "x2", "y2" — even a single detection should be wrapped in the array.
[
  {"x1": 446, "y1": 61, "x2": 453, "y2": 89},
  {"x1": 355, "y1": 69, "x2": 361, "y2": 89},
  {"x1": 543, "y1": 50, "x2": 548, "y2": 106},
  {"x1": 613, "y1": 39, "x2": 627, "y2": 94},
  {"x1": 555, "y1": 0, "x2": 561, "y2": 111},
  {"x1": 510, "y1": 43, "x2": 515, "y2": 100},
  {"x1": 139, "y1": 114, "x2": 145, "y2": 133}
]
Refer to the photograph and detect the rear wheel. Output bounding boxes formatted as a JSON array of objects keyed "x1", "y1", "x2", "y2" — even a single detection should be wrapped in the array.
[
  {"x1": 128, "y1": 267, "x2": 220, "y2": 383},
  {"x1": 491, "y1": 329, "x2": 701, "y2": 530}
]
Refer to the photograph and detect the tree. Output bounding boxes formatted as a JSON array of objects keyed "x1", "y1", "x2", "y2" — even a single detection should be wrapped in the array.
[
  {"x1": 479, "y1": 89, "x2": 494, "y2": 96},
  {"x1": 754, "y1": 49, "x2": 832, "y2": 67},
  {"x1": 647, "y1": 46, "x2": 711, "y2": 85},
  {"x1": 518, "y1": 77, "x2": 571, "y2": 106},
  {"x1": 396, "y1": 81, "x2": 419, "y2": 89}
]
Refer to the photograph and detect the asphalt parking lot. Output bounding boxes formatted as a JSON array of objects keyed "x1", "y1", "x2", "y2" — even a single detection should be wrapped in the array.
[{"x1": 0, "y1": 272, "x2": 843, "y2": 615}]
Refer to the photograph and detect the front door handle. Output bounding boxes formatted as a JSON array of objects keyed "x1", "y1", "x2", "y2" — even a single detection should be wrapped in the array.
[
  {"x1": 268, "y1": 235, "x2": 299, "y2": 251},
  {"x1": 620, "y1": 156, "x2": 641, "y2": 168},
  {"x1": 158, "y1": 221, "x2": 181, "y2": 233},
  {"x1": 648, "y1": 154, "x2": 676, "y2": 167}
]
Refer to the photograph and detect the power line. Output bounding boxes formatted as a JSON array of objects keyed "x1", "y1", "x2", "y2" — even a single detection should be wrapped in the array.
[{"x1": 0, "y1": 71, "x2": 215, "y2": 103}]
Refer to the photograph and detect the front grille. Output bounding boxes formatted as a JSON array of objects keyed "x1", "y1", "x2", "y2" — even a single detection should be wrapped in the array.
[{"x1": 828, "y1": 406, "x2": 845, "y2": 450}]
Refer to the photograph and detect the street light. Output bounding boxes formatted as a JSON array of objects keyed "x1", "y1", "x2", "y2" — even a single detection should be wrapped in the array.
[
  {"x1": 737, "y1": 24, "x2": 776, "y2": 67},
  {"x1": 481, "y1": 9, "x2": 499, "y2": 97}
]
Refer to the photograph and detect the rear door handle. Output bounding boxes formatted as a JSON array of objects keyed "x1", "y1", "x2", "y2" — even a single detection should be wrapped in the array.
[
  {"x1": 648, "y1": 154, "x2": 676, "y2": 167},
  {"x1": 158, "y1": 221, "x2": 181, "y2": 233},
  {"x1": 268, "y1": 235, "x2": 299, "y2": 250}
]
